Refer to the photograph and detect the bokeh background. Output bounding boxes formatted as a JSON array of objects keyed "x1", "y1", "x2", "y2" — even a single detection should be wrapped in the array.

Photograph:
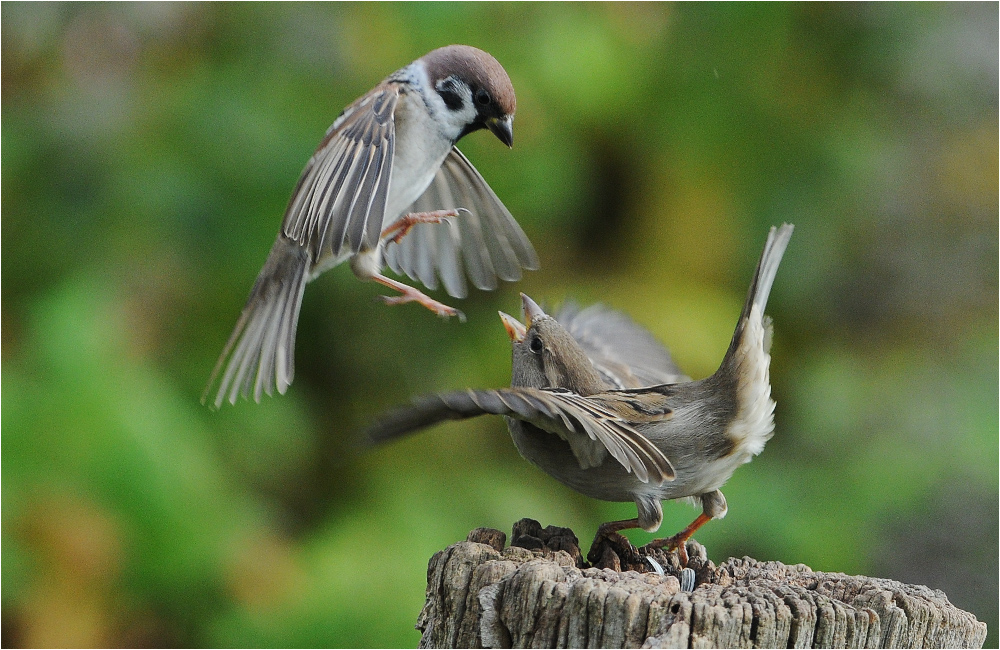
[{"x1": 3, "y1": 3, "x2": 997, "y2": 647}]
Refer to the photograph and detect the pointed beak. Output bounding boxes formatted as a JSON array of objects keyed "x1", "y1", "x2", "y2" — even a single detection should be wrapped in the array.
[
  {"x1": 499, "y1": 311, "x2": 526, "y2": 342},
  {"x1": 520, "y1": 293, "x2": 547, "y2": 328},
  {"x1": 486, "y1": 116, "x2": 514, "y2": 148}
]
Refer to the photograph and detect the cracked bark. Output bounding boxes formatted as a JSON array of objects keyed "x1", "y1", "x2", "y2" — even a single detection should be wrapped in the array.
[{"x1": 416, "y1": 519, "x2": 986, "y2": 649}]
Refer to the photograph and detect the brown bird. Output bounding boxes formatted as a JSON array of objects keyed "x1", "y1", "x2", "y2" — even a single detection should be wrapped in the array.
[
  {"x1": 369, "y1": 225, "x2": 793, "y2": 565},
  {"x1": 205, "y1": 45, "x2": 538, "y2": 408}
]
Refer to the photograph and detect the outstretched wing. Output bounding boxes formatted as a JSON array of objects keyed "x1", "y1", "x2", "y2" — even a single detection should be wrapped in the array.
[
  {"x1": 368, "y1": 387, "x2": 674, "y2": 484},
  {"x1": 383, "y1": 147, "x2": 539, "y2": 298},
  {"x1": 556, "y1": 303, "x2": 690, "y2": 389},
  {"x1": 282, "y1": 83, "x2": 400, "y2": 258}
]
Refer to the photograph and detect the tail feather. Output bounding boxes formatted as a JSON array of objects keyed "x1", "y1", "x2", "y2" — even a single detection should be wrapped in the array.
[
  {"x1": 203, "y1": 236, "x2": 310, "y2": 409},
  {"x1": 714, "y1": 224, "x2": 793, "y2": 456},
  {"x1": 741, "y1": 224, "x2": 794, "y2": 322},
  {"x1": 718, "y1": 223, "x2": 793, "y2": 374}
]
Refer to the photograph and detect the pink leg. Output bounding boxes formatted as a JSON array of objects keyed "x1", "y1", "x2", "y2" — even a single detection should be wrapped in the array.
[
  {"x1": 371, "y1": 273, "x2": 464, "y2": 320},
  {"x1": 380, "y1": 209, "x2": 463, "y2": 245}
]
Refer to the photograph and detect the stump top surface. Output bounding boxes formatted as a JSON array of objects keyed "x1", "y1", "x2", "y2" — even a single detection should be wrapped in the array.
[{"x1": 417, "y1": 520, "x2": 987, "y2": 649}]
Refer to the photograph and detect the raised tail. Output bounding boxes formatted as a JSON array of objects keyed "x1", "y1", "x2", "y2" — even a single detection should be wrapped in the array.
[
  {"x1": 714, "y1": 224, "x2": 793, "y2": 457},
  {"x1": 740, "y1": 223, "x2": 794, "y2": 324},
  {"x1": 203, "y1": 236, "x2": 310, "y2": 409},
  {"x1": 720, "y1": 223, "x2": 794, "y2": 365}
]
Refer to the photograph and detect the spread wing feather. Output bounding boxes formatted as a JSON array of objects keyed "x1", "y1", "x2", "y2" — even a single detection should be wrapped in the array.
[
  {"x1": 203, "y1": 236, "x2": 310, "y2": 409},
  {"x1": 556, "y1": 303, "x2": 690, "y2": 389},
  {"x1": 368, "y1": 387, "x2": 674, "y2": 484},
  {"x1": 383, "y1": 147, "x2": 539, "y2": 298},
  {"x1": 281, "y1": 85, "x2": 398, "y2": 258}
]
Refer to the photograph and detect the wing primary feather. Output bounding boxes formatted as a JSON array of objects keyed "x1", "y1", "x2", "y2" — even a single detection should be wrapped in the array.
[
  {"x1": 253, "y1": 281, "x2": 286, "y2": 401},
  {"x1": 456, "y1": 208, "x2": 496, "y2": 290},
  {"x1": 415, "y1": 222, "x2": 439, "y2": 290},
  {"x1": 344, "y1": 146, "x2": 380, "y2": 251},
  {"x1": 363, "y1": 134, "x2": 392, "y2": 250},
  {"x1": 365, "y1": 386, "x2": 674, "y2": 484}
]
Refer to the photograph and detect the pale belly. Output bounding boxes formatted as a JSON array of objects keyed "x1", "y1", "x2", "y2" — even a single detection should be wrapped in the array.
[{"x1": 383, "y1": 95, "x2": 454, "y2": 220}]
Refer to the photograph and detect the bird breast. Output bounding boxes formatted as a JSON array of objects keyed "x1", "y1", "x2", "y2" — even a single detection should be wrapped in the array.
[{"x1": 385, "y1": 82, "x2": 457, "y2": 220}]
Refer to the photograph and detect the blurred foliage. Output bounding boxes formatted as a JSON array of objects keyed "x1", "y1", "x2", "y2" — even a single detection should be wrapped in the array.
[{"x1": 2, "y1": 3, "x2": 997, "y2": 648}]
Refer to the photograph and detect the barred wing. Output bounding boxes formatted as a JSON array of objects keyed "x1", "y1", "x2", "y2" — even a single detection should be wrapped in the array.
[
  {"x1": 367, "y1": 387, "x2": 673, "y2": 484},
  {"x1": 282, "y1": 84, "x2": 399, "y2": 258}
]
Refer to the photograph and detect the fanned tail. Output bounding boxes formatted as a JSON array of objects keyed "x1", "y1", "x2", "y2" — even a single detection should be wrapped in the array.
[{"x1": 203, "y1": 236, "x2": 310, "y2": 409}]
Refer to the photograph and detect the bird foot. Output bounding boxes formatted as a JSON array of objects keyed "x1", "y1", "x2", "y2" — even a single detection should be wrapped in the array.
[
  {"x1": 380, "y1": 209, "x2": 463, "y2": 244},
  {"x1": 380, "y1": 291, "x2": 465, "y2": 321},
  {"x1": 646, "y1": 534, "x2": 693, "y2": 567},
  {"x1": 645, "y1": 512, "x2": 713, "y2": 567},
  {"x1": 639, "y1": 535, "x2": 691, "y2": 569},
  {"x1": 372, "y1": 274, "x2": 465, "y2": 321}
]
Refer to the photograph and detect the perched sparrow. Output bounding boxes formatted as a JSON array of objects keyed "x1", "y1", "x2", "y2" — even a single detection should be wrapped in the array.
[
  {"x1": 205, "y1": 45, "x2": 538, "y2": 408},
  {"x1": 369, "y1": 225, "x2": 793, "y2": 565}
]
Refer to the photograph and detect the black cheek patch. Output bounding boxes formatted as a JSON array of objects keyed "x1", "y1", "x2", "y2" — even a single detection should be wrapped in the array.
[
  {"x1": 438, "y1": 87, "x2": 463, "y2": 111},
  {"x1": 436, "y1": 77, "x2": 465, "y2": 111}
]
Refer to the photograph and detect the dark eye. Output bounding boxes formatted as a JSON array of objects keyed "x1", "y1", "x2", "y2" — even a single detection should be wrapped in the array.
[
  {"x1": 475, "y1": 88, "x2": 491, "y2": 106},
  {"x1": 529, "y1": 336, "x2": 543, "y2": 354}
]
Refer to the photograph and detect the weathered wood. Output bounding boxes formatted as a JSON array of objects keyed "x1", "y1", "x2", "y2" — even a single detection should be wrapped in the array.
[{"x1": 417, "y1": 519, "x2": 986, "y2": 649}]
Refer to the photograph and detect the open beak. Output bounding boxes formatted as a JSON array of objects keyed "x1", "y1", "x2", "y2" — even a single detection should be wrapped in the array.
[
  {"x1": 486, "y1": 116, "x2": 514, "y2": 148},
  {"x1": 520, "y1": 293, "x2": 546, "y2": 327},
  {"x1": 499, "y1": 311, "x2": 526, "y2": 342}
]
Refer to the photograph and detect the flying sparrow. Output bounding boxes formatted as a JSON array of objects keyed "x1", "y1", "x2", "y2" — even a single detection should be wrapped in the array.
[
  {"x1": 205, "y1": 45, "x2": 538, "y2": 408},
  {"x1": 368, "y1": 225, "x2": 793, "y2": 566}
]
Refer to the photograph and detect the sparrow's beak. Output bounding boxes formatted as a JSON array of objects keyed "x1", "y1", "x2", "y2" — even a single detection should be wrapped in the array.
[
  {"x1": 520, "y1": 293, "x2": 546, "y2": 328},
  {"x1": 486, "y1": 116, "x2": 514, "y2": 148},
  {"x1": 499, "y1": 311, "x2": 526, "y2": 342}
]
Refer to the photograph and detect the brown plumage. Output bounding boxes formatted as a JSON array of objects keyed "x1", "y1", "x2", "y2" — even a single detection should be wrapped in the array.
[
  {"x1": 369, "y1": 225, "x2": 794, "y2": 565},
  {"x1": 205, "y1": 45, "x2": 538, "y2": 408}
]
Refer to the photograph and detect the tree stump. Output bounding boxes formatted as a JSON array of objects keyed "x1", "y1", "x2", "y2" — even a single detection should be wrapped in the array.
[{"x1": 417, "y1": 519, "x2": 986, "y2": 649}]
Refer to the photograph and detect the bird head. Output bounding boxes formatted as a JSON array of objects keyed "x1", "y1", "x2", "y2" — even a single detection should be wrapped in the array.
[
  {"x1": 421, "y1": 44, "x2": 515, "y2": 147},
  {"x1": 500, "y1": 293, "x2": 607, "y2": 395}
]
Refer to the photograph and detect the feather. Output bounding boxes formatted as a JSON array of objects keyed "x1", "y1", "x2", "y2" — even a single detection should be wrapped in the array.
[
  {"x1": 383, "y1": 147, "x2": 538, "y2": 298},
  {"x1": 367, "y1": 386, "x2": 674, "y2": 485}
]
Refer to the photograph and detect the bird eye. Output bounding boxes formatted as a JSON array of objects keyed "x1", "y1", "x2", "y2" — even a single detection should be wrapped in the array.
[
  {"x1": 475, "y1": 88, "x2": 491, "y2": 106},
  {"x1": 529, "y1": 336, "x2": 543, "y2": 354}
]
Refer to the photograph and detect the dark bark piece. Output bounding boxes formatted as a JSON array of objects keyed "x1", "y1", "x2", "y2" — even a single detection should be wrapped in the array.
[
  {"x1": 416, "y1": 523, "x2": 987, "y2": 649},
  {"x1": 468, "y1": 527, "x2": 508, "y2": 553}
]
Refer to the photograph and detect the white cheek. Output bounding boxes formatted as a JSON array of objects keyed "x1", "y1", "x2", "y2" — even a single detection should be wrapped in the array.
[{"x1": 428, "y1": 97, "x2": 476, "y2": 143}]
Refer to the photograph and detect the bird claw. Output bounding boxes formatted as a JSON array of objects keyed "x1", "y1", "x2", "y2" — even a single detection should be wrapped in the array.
[
  {"x1": 380, "y1": 293, "x2": 464, "y2": 320},
  {"x1": 372, "y1": 274, "x2": 465, "y2": 321},
  {"x1": 646, "y1": 512, "x2": 713, "y2": 567},
  {"x1": 647, "y1": 533, "x2": 691, "y2": 566},
  {"x1": 381, "y1": 209, "x2": 463, "y2": 245}
]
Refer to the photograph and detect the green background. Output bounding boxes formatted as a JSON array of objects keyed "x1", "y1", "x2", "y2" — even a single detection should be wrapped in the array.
[{"x1": 3, "y1": 3, "x2": 997, "y2": 647}]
